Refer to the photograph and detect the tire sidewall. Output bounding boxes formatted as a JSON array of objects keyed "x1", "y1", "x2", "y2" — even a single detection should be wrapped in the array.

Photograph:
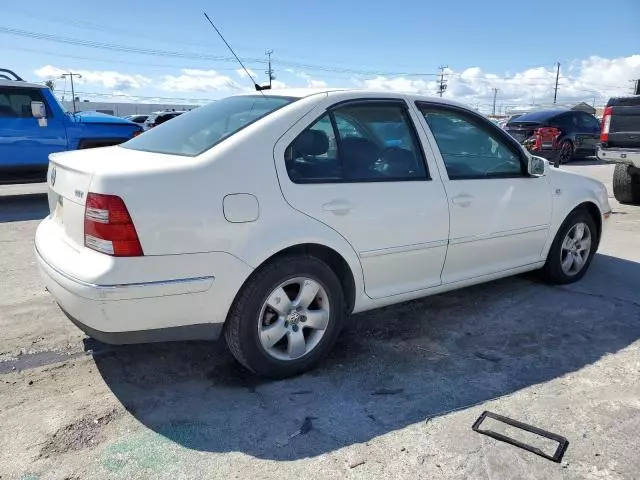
[
  {"x1": 232, "y1": 257, "x2": 345, "y2": 377},
  {"x1": 545, "y1": 210, "x2": 597, "y2": 283},
  {"x1": 558, "y1": 140, "x2": 574, "y2": 164}
]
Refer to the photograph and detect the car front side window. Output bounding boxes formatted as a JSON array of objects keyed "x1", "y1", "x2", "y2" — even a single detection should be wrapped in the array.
[
  {"x1": 0, "y1": 88, "x2": 46, "y2": 118},
  {"x1": 285, "y1": 101, "x2": 428, "y2": 183},
  {"x1": 418, "y1": 104, "x2": 525, "y2": 180}
]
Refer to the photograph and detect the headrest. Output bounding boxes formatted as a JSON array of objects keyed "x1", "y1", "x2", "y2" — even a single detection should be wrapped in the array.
[{"x1": 292, "y1": 129, "x2": 329, "y2": 156}]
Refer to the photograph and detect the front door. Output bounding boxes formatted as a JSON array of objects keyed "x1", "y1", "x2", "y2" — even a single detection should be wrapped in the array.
[
  {"x1": 416, "y1": 102, "x2": 552, "y2": 284},
  {"x1": 575, "y1": 111, "x2": 602, "y2": 153},
  {"x1": 275, "y1": 97, "x2": 450, "y2": 299},
  {"x1": 0, "y1": 87, "x2": 67, "y2": 170}
]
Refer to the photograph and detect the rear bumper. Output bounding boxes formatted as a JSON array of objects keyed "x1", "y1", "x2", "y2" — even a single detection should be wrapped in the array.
[
  {"x1": 597, "y1": 145, "x2": 640, "y2": 168},
  {"x1": 35, "y1": 218, "x2": 253, "y2": 343}
]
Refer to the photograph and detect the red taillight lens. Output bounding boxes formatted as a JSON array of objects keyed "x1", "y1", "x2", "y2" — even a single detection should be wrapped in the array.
[
  {"x1": 132, "y1": 129, "x2": 142, "y2": 138},
  {"x1": 601, "y1": 106, "x2": 612, "y2": 143},
  {"x1": 533, "y1": 127, "x2": 561, "y2": 151},
  {"x1": 84, "y1": 193, "x2": 143, "y2": 257}
]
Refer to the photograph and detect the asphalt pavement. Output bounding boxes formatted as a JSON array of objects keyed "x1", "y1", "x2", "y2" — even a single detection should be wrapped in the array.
[{"x1": 1, "y1": 160, "x2": 639, "y2": 479}]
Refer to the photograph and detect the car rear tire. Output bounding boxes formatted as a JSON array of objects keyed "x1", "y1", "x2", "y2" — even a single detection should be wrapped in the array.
[
  {"x1": 539, "y1": 209, "x2": 597, "y2": 284},
  {"x1": 612, "y1": 163, "x2": 640, "y2": 204},
  {"x1": 557, "y1": 140, "x2": 574, "y2": 164},
  {"x1": 224, "y1": 255, "x2": 346, "y2": 378}
]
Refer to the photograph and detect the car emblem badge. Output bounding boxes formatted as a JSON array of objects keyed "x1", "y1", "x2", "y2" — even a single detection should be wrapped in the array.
[{"x1": 50, "y1": 166, "x2": 57, "y2": 187}]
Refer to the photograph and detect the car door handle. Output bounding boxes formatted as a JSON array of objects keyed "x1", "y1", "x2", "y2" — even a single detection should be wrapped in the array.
[
  {"x1": 322, "y1": 199, "x2": 353, "y2": 215},
  {"x1": 451, "y1": 194, "x2": 473, "y2": 207}
]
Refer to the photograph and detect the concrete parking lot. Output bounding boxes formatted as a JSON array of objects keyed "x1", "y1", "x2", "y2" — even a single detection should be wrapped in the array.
[{"x1": 1, "y1": 161, "x2": 639, "y2": 480}]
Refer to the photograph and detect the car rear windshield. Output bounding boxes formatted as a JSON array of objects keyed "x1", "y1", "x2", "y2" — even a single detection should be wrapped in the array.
[
  {"x1": 122, "y1": 95, "x2": 295, "y2": 156},
  {"x1": 508, "y1": 110, "x2": 565, "y2": 124}
]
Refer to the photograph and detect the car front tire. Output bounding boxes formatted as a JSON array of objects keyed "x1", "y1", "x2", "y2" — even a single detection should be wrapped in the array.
[
  {"x1": 540, "y1": 209, "x2": 598, "y2": 284},
  {"x1": 224, "y1": 255, "x2": 346, "y2": 378}
]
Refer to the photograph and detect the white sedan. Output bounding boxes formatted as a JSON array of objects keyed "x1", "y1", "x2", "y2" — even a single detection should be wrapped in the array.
[{"x1": 36, "y1": 89, "x2": 611, "y2": 378}]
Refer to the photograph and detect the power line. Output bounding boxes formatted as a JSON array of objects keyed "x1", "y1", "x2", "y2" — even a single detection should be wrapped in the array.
[
  {"x1": 53, "y1": 89, "x2": 216, "y2": 103},
  {"x1": 0, "y1": 26, "x2": 440, "y2": 78},
  {"x1": 2, "y1": 5, "x2": 262, "y2": 54}
]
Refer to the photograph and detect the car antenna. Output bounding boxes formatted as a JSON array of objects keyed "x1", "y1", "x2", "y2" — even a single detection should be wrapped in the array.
[{"x1": 203, "y1": 12, "x2": 270, "y2": 93}]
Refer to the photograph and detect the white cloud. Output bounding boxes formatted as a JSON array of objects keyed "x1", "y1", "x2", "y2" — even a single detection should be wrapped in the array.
[
  {"x1": 349, "y1": 55, "x2": 640, "y2": 112},
  {"x1": 271, "y1": 79, "x2": 287, "y2": 89},
  {"x1": 356, "y1": 75, "x2": 435, "y2": 94},
  {"x1": 34, "y1": 65, "x2": 151, "y2": 90},
  {"x1": 160, "y1": 69, "x2": 240, "y2": 92},
  {"x1": 236, "y1": 68, "x2": 258, "y2": 79},
  {"x1": 296, "y1": 72, "x2": 328, "y2": 88}
]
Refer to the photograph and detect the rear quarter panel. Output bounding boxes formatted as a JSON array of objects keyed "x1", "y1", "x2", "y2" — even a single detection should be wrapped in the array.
[{"x1": 87, "y1": 94, "x2": 367, "y2": 309}]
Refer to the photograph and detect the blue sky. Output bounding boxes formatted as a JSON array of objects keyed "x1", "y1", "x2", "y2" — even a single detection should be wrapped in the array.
[{"x1": 2, "y1": 0, "x2": 639, "y2": 110}]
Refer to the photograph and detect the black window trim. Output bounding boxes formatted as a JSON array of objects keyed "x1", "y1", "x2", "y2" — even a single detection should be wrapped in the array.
[
  {"x1": 286, "y1": 98, "x2": 432, "y2": 185},
  {"x1": 415, "y1": 101, "x2": 530, "y2": 181}
]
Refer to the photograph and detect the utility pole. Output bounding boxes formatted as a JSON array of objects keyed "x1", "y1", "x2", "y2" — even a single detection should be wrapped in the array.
[
  {"x1": 437, "y1": 65, "x2": 448, "y2": 97},
  {"x1": 634, "y1": 79, "x2": 640, "y2": 95},
  {"x1": 60, "y1": 72, "x2": 82, "y2": 113},
  {"x1": 265, "y1": 50, "x2": 275, "y2": 89},
  {"x1": 553, "y1": 62, "x2": 560, "y2": 104},
  {"x1": 492, "y1": 88, "x2": 499, "y2": 116}
]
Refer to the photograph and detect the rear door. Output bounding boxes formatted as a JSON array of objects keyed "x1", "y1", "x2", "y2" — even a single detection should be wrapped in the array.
[
  {"x1": 0, "y1": 86, "x2": 67, "y2": 169},
  {"x1": 275, "y1": 96, "x2": 450, "y2": 299},
  {"x1": 607, "y1": 97, "x2": 640, "y2": 148}
]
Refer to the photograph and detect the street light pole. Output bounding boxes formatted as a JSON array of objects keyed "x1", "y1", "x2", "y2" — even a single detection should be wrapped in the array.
[{"x1": 60, "y1": 72, "x2": 82, "y2": 113}]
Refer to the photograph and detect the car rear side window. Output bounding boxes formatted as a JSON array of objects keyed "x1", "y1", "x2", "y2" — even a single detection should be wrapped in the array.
[
  {"x1": 123, "y1": 96, "x2": 295, "y2": 156},
  {"x1": 285, "y1": 101, "x2": 428, "y2": 183},
  {"x1": 418, "y1": 104, "x2": 525, "y2": 180}
]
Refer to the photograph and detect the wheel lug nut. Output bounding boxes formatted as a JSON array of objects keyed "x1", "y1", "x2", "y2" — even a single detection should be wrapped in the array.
[
  {"x1": 300, "y1": 315, "x2": 306, "y2": 322},
  {"x1": 291, "y1": 324, "x2": 299, "y2": 332}
]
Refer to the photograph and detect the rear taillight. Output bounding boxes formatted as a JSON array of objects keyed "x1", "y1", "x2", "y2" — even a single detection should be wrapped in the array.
[
  {"x1": 132, "y1": 130, "x2": 142, "y2": 138},
  {"x1": 601, "y1": 106, "x2": 612, "y2": 143},
  {"x1": 84, "y1": 193, "x2": 143, "y2": 257},
  {"x1": 533, "y1": 127, "x2": 561, "y2": 151}
]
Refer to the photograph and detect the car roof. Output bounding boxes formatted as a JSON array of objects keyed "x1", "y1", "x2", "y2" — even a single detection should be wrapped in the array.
[
  {"x1": 509, "y1": 109, "x2": 569, "y2": 122},
  {"x1": 0, "y1": 79, "x2": 47, "y2": 89},
  {"x1": 235, "y1": 87, "x2": 471, "y2": 109}
]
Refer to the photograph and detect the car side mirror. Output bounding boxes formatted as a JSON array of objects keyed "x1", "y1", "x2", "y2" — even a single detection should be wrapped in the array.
[
  {"x1": 528, "y1": 155, "x2": 546, "y2": 177},
  {"x1": 31, "y1": 101, "x2": 46, "y2": 119}
]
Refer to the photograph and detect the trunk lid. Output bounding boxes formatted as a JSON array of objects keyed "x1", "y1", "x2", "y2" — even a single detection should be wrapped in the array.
[
  {"x1": 607, "y1": 97, "x2": 640, "y2": 148},
  {"x1": 45, "y1": 146, "x2": 201, "y2": 251},
  {"x1": 47, "y1": 151, "x2": 97, "y2": 249},
  {"x1": 505, "y1": 121, "x2": 541, "y2": 143}
]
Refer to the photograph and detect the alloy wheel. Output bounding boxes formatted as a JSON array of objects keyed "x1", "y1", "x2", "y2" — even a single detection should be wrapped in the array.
[
  {"x1": 560, "y1": 222, "x2": 592, "y2": 276},
  {"x1": 257, "y1": 277, "x2": 330, "y2": 361}
]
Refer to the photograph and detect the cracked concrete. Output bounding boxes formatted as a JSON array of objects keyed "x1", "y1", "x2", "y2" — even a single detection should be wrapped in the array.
[{"x1": 1, "y1": 161, "x2": 639, "y2": 479}]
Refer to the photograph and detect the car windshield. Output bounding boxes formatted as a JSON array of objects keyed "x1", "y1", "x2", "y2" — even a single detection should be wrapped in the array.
[{"x1": 122, "y1": 95, "x2": 295, "y2": 156}]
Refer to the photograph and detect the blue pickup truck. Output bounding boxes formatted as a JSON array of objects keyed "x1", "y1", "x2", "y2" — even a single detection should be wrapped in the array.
[{"x1": 0, "y1": 69, "x2": 142, "y2": 184}]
